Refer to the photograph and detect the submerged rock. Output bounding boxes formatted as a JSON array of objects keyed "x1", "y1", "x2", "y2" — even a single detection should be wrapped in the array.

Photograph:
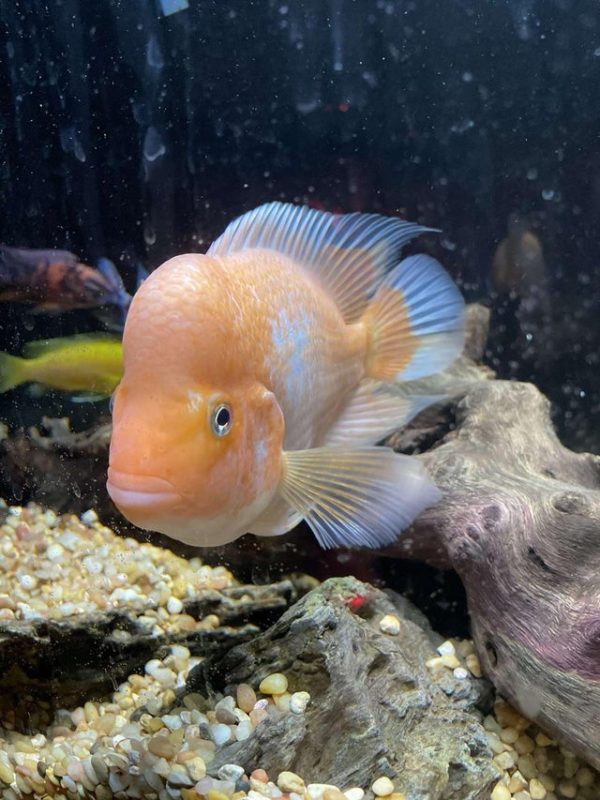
[{"x1": 186, "y1": 576, "x2": 499, "y2": 800}]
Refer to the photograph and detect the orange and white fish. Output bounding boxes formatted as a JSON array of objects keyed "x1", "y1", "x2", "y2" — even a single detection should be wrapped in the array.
[{"x1": 107, "y1": 203, "x2": 465, "y2": 549}]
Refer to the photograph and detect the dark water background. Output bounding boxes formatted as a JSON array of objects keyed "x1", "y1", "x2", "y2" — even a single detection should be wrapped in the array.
[{"x1": 0, "y1": 0, "x2": 599, "y2": 452}]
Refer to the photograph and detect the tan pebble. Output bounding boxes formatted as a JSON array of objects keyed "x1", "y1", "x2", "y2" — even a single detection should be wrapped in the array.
[
  {"x1": 576, "y1": 767, "x2": 595, "y2": 787},
  {"x1": 163, "y1": 688, "x2": 177, "y2": 706},
  {"x1": 517, "y1": 755, "x2": 537, "y2": 780},
  {"x1": 538, "y1": 775, "x2": 555, "y2": 792},
  {"x1": 563, "y1": 760, "x2": 578, "y2": 780},
  {"x1": 508, "y1": 772, "x2": 528, "y2": 793},
  {"x1": 484, "y1": 715, "x2": 502, "y2": 733},
  {"x1": 557, "y1": 781, "x2": 576, "y2": 798},
  {"x1": 273, "y1": 692, "x2": 291, "y2": 712},
  {"x1": 379, "y1": 614, "x2": 401, "y2": 635},
  {"x1": 515, "y1": 734, "x2": 535, "y2": 754},
  {"x1": 529, "y1": 778, "x2": 547, "y2": 799},
  {"x1": 250, "y1": 707, "x2": 268, "y2": 727},
  {"x1": 495, "y1": 701, "x2": 527, "y2": 730},
  {"x1": 251, "y1": 769, "x2": 269, "y2": 782},
  {"x1": 148, "y1": 734, "x2": 178, "y2": 759},
  {"x1": 323, "y1": 790, "x2": 345, "y2": 800},
  {"x1": 259, "y1": 673, "x2": 288, "y2": 695},
  {"x1": 425, "y1": 656, "x2": 445, "y2": 671},
  {"x1": 440, "y1": 654, "x2": 460, "y2": 669},
  {"x1": 389, "y1": 794, "x2": 405, "y2": 800},
  {"x1": 371, "y1": 777, "x2": 394, "y2": 796},
  {"x1": 485, "y1": 732, "x2": 505, "y2": 755},
  {"x1": 181, "y1": 790, "x2": 200, "y2": 800},
  {"x1": 494, "y1": 751, "x2": 516, "y2": 770},
  {"x1": 490, "y1": 783, "x2": 512, "y2": 800},
  {"x1": 535, "y1": 732, "x2": 555, "y2": 747},
  {"x1": 465, "y1": 654, "x2": 482, "y2": 677},
  {"x1": 142, "y1": 716, "x2": 165, "y2": 734},
  {"x1": 208, "y1": 791, "x2": 230, "y2": 800},
  {"x1": 96, "y1": 785, "x2": 113, "y2": 800},
  {"x1": 0, "y1": 761, "x2": 14, "y2": 785},
  {"x1": 237, "y1": 683, "x2": 257, "y2": 714},
  {"x1": 84, "y1": 701, "x2": 99, "y2": 723},
  {"x1": 186, "y1": 757, "x2": 206, "y2": 782},
  {"x1": 278, "y1": 772, "x2": 305, "y2": 793},
  {"x1": 174, "y1": 614, "x2": 198, "y2": 632},
  {"x1": 499, "y1": 726, "x2": 519, "y2": 744},
  {"x1": 513, "y1": 792, "x2": 532, "y2": 800}
]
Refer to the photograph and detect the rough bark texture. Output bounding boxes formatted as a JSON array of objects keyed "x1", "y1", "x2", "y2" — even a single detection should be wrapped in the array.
[
  {"x1": 386, "y1": 311, "x2": 600, "y2": 770},
  {"x1": 186, "y1": 576, "x2": 498, "y2": 800}
]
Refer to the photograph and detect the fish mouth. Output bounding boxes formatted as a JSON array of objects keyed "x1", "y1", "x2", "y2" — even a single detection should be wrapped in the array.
[{"x1": 106, "y1": 470, "x2": 182, "y2": 511}]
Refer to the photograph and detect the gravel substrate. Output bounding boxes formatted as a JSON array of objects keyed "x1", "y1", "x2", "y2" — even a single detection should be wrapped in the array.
[{"x1": 0, "y1": 500, "x2": 599, "y2": 800}]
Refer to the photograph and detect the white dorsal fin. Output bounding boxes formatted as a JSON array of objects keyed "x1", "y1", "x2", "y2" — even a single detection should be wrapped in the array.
[
  {"x1": 208, "y1": 202, "x2": 433, "y2": 322},
  {"x1": 325, "y1": 380, "x2": 443, "y2": 447},
  {"x1": 280, "y1": 445, "x2": 440, "y2": 549}
]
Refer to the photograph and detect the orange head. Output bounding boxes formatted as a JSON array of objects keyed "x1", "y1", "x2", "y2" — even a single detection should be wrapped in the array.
[{"x1": 106, "y1": 254, "x2": 285, "y2": 546}]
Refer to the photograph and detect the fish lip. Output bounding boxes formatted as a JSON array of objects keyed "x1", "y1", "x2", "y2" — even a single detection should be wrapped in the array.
[{"x1": 106, "y1": 470, "x2": 181, "y2": 509}]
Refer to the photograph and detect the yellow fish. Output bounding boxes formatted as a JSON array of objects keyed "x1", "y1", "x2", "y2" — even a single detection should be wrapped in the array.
[
  {"x1": 107, "y1": 203, "x2": 465, "y2": 549},
  {"x1": 0, "y1": 333, "x2": 123, "y2": 400}
]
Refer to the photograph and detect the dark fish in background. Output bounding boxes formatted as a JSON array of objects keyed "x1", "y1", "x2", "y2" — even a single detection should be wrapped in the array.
[{"x1": 0, "y1": 245, "x2": 132, "y2": 318}]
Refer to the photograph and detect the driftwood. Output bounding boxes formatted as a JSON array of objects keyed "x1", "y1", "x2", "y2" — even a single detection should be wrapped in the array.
[{"x1": 387, "y1": 312, "x2": 600, "y2": 770}]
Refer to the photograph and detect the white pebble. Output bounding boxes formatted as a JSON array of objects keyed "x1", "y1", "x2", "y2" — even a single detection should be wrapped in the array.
[
  {"x1": 371, "y1": 777, "x2": 394, "y2": 797},
  {"x1": 379, "y1": 614, "x2": 401, "y2": 635},
  {"x1": 344, "y1": 789, "x2": 365, "y2": 800},
  {"x1": 144, "y1": 659, "x2": 162, "y2": 676},
  {"x1": 82, "y1": 556, "x2": 103, "y2": 575},
  {"x1": 167, "y1": 596, "x2": 184, "y2": 614},
  {"x1": 46, "y1": 543, "x2": 65, "y2": 562},
  {"x1": 289, "y1": 691, "x2": 311, "y2": 714},
  {"x1": 210, "y1": 723, "x2": 232, "y2": 746},
  {"x1": 81, "y1": 509, "x2": 98, "y2": 525},
  {"x1": 18, "y1": 574, "x2": 38, "y2": 590},
  {"x1": 436, "y1": 640, "x2": 456, "y2": 657},
  {"x1": 217, "y1": 764, "x2": 245, "y2": 782},
  {"x1": 236, "y1": 720, "x2": 253, "y2": 741},
  {"x1": 162, "y1": 714, "x2": 183, "y2": 731},
  {"x1": 58, "y1": 531, "x2": 79, "y2": 550},
  {"x1": 307, "y1": 784, "x2": 340, "y2": 799},
  {"x1": 453, "y1": 667, "x2": 469, "y2": 680}
]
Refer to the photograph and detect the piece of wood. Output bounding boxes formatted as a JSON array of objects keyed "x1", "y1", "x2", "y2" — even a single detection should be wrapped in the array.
[{"x1": 387, "y1": 312, "x2": 600, "y2": 769}]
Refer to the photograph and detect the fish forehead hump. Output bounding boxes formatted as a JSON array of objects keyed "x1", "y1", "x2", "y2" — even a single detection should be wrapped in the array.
[
  {"x1": 123, "y1": 249, "x2": 363, "y2": 422},
  {"x1": 221, "y1": 249, "x2": 366, "y2": 448}
]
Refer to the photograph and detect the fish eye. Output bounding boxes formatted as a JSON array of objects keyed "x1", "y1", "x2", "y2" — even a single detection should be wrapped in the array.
[{"x1": 211, "y1": 403, "x2": 232, "y2": 437}]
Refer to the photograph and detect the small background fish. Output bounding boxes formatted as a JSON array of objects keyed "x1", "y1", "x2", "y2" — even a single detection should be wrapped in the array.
[
  {"x1": 0, "y1": 333, "x2": 123, "y2": 402},
  {"x1": 0, "y1": 245, "x2": 131, "y2": 317}
]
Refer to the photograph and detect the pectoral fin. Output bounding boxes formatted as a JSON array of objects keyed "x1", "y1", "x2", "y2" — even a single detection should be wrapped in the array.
[{"x1": 280, "y1": 445, "x2": 440, "y2": 550}]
